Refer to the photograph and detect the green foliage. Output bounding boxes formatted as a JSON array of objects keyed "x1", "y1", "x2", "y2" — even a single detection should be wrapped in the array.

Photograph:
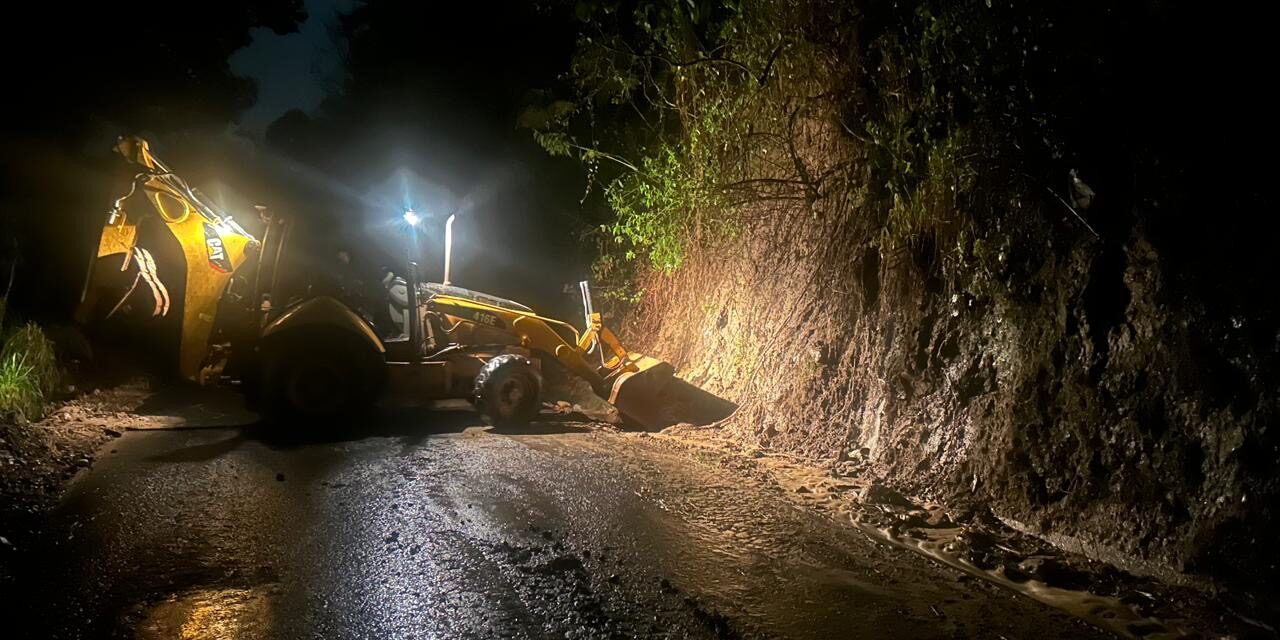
[
  {"x1": 0, "y1": 353, "x2": 43, "y2": 423},
  {"x1": 851, "y1": 1, "x2": 1056, "y2": 248},
  {"x1": 530, "y1": 0, "x2": 1074, "y2": 286},
  {"x1": 524, "y1": 0, "x2": 795, "y2": 275},
  {"x1": 0, "y1": 323, "x2": 59, "y2": 422},
  {"x1": 590, "y1": 248, "x2": 644, "y2": 315},
  {"x1": 603, "y1": 132, "x2": 732, "y2": 273}
]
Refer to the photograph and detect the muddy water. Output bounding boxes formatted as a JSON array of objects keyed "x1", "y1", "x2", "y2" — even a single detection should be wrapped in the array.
[
  {"x1": 135, "y1": 587, "x2": 278, "y2": 640},
  {"x1": 666, "y1": 434, "x2": 1260, "y2": 639},
  {"x1": 535, "y1": 433, "x2": 1113, "y2": 639},
  {"x1": 850, "y1": 520, "x2": 1184, "y2": 639}
]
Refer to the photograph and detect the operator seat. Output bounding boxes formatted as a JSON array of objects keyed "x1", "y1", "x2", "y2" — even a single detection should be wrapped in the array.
[{"x1": 382, "y1": 271, "x2": 411, "y2": 339}]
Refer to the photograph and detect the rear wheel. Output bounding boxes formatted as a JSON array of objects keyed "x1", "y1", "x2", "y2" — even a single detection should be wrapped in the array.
[
  {"x1": 261, "y1": 332, "x2": 383, "y2": 424},
  {"x1": 473, "y1": 354, "x2": 542, "y2": 427}
]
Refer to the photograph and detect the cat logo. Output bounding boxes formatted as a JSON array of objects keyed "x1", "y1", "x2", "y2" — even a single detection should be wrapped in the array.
[{"x1": 203, "y1": 222, "x2": 233, "y2": 273}]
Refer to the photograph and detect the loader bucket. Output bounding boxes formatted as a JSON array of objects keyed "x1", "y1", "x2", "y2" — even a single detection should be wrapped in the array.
[{"x1": 607, "y1": 355, "x2": 676, "y2": 429}]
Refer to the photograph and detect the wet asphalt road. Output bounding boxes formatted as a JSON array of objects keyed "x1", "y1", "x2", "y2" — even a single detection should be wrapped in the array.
[{"x1": 11, "y1": 409, "x2": 1110, "y2": 639}]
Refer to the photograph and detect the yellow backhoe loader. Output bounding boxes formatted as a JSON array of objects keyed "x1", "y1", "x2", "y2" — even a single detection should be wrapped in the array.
[{"x1": 77, "y1": 136, "x2": 673, "y2": 427}]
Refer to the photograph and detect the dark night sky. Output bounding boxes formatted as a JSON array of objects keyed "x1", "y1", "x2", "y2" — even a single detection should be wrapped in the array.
[
  {"x1": 296, "y1": 2, "x2": 584, "y2": 316},
  {"x1": 228, "y1": 1, "x2": 588, "y2": 316},
  {"x1": 230, "y1": 0, "x2": 356, "y2": 133},
  {"x1": 0, "y1": 0, "x2": 590, "y2": 320}
]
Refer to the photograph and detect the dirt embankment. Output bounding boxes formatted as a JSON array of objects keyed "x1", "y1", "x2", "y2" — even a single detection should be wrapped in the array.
[
  {"x1": 0, "y1": 382, "x2": 143, "y2": 567},
  {"x1": 624, "y1": 116, "x2": 1278, "y2": 601}
]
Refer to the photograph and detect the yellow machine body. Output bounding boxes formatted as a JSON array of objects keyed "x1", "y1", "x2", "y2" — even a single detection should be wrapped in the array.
[
  {"x1": 82, "y1": 137, "x2": 259, "y2": 380},
  {"x1": 426, "y1": 294, "x2": 674, "y2": 424},
  {"x1": 80, "y1": 137, "x2": 675, "y2": 426}
]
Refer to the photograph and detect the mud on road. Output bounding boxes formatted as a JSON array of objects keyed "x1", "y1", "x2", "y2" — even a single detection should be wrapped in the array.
[
  {"x1": 1, "y1": 381, "x2": 149, "y2": 570},
  {"x1": 0, "y1": 380, "x2": 257, "y2": 595},
  {"x1": 4, "y1": 402, "x2": 1123, "y2": 640},
  {"x1": 4, "y1": 379, "x2": 1271, "y2": 639}
]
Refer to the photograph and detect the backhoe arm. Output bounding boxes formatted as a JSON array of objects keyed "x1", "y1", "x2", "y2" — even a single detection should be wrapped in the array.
[{"x1": 80, "y1": 136, "x2": 259, "y2": 381}]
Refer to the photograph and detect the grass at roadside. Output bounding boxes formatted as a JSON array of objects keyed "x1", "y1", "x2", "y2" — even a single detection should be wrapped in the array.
[{"x1": 0, "y1": 322, "x2": 59, "y2": 422}]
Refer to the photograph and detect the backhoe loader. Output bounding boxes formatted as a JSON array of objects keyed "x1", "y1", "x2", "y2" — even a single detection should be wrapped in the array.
[{"x1": 77, "y1": 136, "x2": 673, "y2": 427}]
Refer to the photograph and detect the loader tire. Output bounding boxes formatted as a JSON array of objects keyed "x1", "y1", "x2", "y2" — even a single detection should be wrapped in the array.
[
  {"x1": 261, "y1": 330, "x2": 382, "y2": 425},
  {"x1": 473, "y1": 354, "x2": 541, "y2": 427}
]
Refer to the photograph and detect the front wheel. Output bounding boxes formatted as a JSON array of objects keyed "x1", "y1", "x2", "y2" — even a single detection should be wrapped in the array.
[{"x1": 473, "y1": 354, "x2": 542, "y2": 427}]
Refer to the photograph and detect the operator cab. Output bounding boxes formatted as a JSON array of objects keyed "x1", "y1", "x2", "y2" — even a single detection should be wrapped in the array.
[{"x1": 380, "y1": 272, "x2": 537, "y2": 360}]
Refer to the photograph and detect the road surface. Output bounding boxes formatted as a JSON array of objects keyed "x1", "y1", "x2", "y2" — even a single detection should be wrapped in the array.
[{"x1": 9, "y1": 407, "x2": 1110, "y2": 639}]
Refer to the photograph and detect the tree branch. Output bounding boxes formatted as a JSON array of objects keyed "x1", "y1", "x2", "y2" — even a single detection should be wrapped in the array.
[
  {"x1": 757, "y1": 40, "x2": 786, "y2": 86},
  {"x1": 720, "y1": 178, "x2": 813, "y2": 189},
  {"x1": 565, "y1": 142, "x2": 643, "y2": 175},
  {"x1": 661, "y1": 55, "x2": 752, "y2": 75}
]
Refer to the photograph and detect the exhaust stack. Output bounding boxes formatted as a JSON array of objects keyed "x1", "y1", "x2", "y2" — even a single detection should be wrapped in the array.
[{"x1": 442, "y1": 213, "x2": 456, "y2": 286}]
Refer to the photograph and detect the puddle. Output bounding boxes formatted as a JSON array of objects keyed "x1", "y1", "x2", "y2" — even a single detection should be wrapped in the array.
[{"x1": 134, "y1": 586, "x2": 277, "y2": 640}]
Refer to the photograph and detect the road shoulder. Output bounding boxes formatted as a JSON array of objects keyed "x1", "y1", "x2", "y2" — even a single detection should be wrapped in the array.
[{"x1": 642, "y1": 424, "x2": 1277, "y2": 639}]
